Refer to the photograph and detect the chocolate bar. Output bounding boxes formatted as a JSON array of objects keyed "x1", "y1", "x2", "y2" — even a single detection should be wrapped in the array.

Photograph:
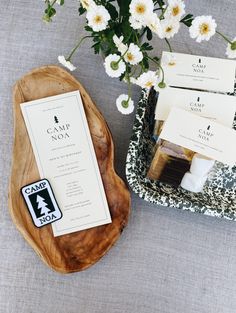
[{"x1": 147, "y1": 141, "x2": 195, "y2": 187}]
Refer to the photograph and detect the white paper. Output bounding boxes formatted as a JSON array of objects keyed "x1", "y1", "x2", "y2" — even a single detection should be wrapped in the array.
[
  {"x1": 21, "y1": 91, "x2": 111, "y2": 237},
  {"x1": 155, "y1": 87, "x2": 236, "y2": 127},
  {"x1": 159, "y1": 108, "x2": 236, "y2": 166},
  {"x1": 161, "y1": 51, "x2": 236, "y2": 93}
]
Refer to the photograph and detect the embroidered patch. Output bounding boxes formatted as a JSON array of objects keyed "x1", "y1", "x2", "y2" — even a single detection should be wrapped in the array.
[{"x1": 21, "y1": 179, "x2": 62, "y2": 228}]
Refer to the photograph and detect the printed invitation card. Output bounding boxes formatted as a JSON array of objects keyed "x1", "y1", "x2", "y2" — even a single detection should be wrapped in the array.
[{"x1": 21, "y1": 91, "x2": 111, "y2": 236}]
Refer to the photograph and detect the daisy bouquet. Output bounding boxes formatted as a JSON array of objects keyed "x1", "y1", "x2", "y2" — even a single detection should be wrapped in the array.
[{"x1": 43, "y1": 0, "x2": 236, "y2": 114}]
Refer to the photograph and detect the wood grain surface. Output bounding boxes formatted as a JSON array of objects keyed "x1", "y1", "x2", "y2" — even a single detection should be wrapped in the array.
[{"x1": 8, "y1": 65, "x2": 131, "y2": 273}]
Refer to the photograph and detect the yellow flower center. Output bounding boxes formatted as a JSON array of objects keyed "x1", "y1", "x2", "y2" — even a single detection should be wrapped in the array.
[
  {"x1": 81, "y1": 0, "x2": 89, "y2": 9},
  {"x1": 172, "y1": 6, "x2": 180, "y2": 16},
  {"x1": 94, "y1": 15, "x2": 102, "y2": 24},
  {"x1": 149, "y1": 23, "x2": 158, "y2": 32},
  {"x1": 199, "y1": 23, "x2": 210, "y2": 35},
  {"x1": 145, "y1": 81, "x2": 153, "y2": 88},
  {"x1": 166, "y1": 26, "x2": 173, "y2": 33},
  {"x1": 126, "y1": 53, "x2": 134, "y2": 61},
  {"x1": 135, "y1": 4, "x2": 146, "y2": 15}
]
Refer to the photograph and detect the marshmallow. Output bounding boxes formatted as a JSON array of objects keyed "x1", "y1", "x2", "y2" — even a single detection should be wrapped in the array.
[
  {"x1": 190, "y1": 153, "x2": 215, "y2": 177},
  {"x1": 180, "y1": 172, "x2": 208, "y2": 193}
]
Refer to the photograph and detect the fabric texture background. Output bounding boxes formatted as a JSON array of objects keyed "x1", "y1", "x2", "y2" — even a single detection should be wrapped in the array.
[{"x1": 1, "y1": 1, "x2": 236, "y2": 312}]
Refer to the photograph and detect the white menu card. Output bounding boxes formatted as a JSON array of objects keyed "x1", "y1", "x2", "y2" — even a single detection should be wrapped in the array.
[
  {"x1": 21, "y1": 91, "x2": 111, "y2": 237},
  {"x1": 161, "y1": 51, "x2": 236, "y2": 93}
]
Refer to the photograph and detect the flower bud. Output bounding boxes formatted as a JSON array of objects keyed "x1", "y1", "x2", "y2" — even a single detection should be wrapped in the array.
[
  {"x1": 158, "y1": 81, "x2": 166, "y2": 89},
  {"x1": 231, "y1": 41, "x2": 236, "y2": 51}
]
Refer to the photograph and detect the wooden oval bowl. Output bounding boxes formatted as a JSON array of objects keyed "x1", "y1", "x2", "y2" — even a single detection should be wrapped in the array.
[{"x1": 8, "y1": 65, "x2": 131, "y2": 273}]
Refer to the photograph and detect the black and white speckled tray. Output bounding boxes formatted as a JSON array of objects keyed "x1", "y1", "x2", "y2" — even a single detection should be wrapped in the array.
[{"x1": 126, "y1": 86, "x2": 236, "y2": 220}]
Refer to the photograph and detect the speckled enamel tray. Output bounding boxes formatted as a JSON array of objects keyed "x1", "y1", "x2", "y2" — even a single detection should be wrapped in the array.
[{"x1": 126, "y1": 86, "x2": 236, "y2": 220}]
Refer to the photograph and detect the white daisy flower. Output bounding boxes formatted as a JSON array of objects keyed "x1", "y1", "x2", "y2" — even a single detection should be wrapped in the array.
[
  {"x1": 160, "y1": 18, "x2": 180, "y2": 39},
  {"x1": 80, "y1": 0, "x2": 96, "y2": 10},
  {"x1": 162, "y1": 53, "x2": 177, "y2": 66},
  {"x1": 58, "y1": 55, "x2": 76, "y2": 71},
  {"x1": 86, "y1": 5, "x2": 111, "y2": 32},
  {"x1": 189, "y1": 15, "x2": 217, "y2": 43},
  {"x1": 226, "y1": 37, "x2": 236, "y2": 59},
  {"x1": 164, "y1": 0, "x2": 185, "y2": 21},
  {"x1": 146, "y1": 13, "x2": 164, "y2": 38},
  {"x1": 129, "y1": 15, "x2": 144, "y2": 30},
  {"x1": 116, "y1": 94, "x2": 134, "y2": 115},
  {"x1": 124, "y1": 43, "x2": 143, "y2": 65},
  {"x1": 113, "y1": 35, "x2": 128, "y2": 55},
  {"x1": 135, "y1": 71, "x2": 158, "y2": 89},
  {"x1": 129, "y1": 0, "x2": 154, "y2": 22},
  {"x1": 104, "y1": 54, "x2": 126, "y2": 78}
]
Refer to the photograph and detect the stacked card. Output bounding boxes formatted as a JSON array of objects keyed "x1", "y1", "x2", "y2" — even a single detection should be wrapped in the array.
[{"x1": 148, "y1": 52, "x2": 236, "y2": 193}]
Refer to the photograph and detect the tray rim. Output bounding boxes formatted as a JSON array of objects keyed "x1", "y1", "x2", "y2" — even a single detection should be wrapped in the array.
[{"x1": 126, "y1": 88, "x2": 236, "y2": 221}]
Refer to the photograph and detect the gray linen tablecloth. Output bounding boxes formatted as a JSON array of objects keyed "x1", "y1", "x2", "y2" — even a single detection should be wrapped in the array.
[{"x1": 1, "y1": 1, "x2": 236, "y2": 312}]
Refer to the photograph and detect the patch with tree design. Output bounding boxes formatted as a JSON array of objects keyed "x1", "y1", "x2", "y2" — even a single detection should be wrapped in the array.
[{"x1": 21, "y1": 179, "x2": 62, "y2": 228}]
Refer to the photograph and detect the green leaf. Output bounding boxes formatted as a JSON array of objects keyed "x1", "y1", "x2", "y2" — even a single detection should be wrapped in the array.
[
  {"x1": 78, "y1": 6, "x2": 86, "y2": 15},
  {"x1": 142, "y1": 57, "x2": 149, "y2": 69},
  {"x1": 146, "y1": 28, "x2": 153, "y2": 41},
  {"x1": 121, "y1": 19, "x2": 133, "y2": 42},
  {"x1": 180, "y1": 14, "x2": 194, "y2": 27},
  {"x1": 45, "y1": 7, "x2": 56, "y2": 18},
  {"x1": 156, "y1": 0, "x2": 165, "y2": 7},
  {"x1": 106, "y1": 3, "x2": 118, "y2": 20},
  {"x1": 119, "y1": 72, "x2": 126, "y2": 81},
  {"x1": 152, "y1": 56, "x2": 159, "y2": 62},
  {"x1": 126, "y1": 65, "x2": 132, "y2": 74},
  {"x1": 91, "y1": 42, "x2": 101, "y2": 54},
  {"x1": 117, "y1": 0, "x2": 131, "y2": 17},
  {"x1": 84, "y1": 25, "x2": 93, "y2": 32},
  {"x1": 141, "y1": 42, "x2": 153, "y2": 51},
  {"x1": 92, "y1": 36, "x2": 100, "y2": 43},
  {"x1": 59, "y1": 0, "x2": 64, "y2": 5},
  {"x1": 104, "y1": 28, "x2": 115, "y2": 40}
]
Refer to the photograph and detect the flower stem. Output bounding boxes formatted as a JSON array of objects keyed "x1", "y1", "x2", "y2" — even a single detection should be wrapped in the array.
[
  {"x1": 124, "y1": 30, "x2": 134, "y2": 44},
  {"x1": 216, "y1": 31, "x2": 233, "y2": 45},
  {"x1": 130, "y1": 66, "x2": 137, "y2": 77},
  {"x1": 67, "y1": 36, "x2": 92, "y2": 61},
  {"x1": 43, "y1": 0, "x2": 58, "y2": 21},
  {"x1": 159, "y1": 5, "x2": 168, "y2": 20},
  {"x1": 51, "y1": 0, "x2": 57, "y2": 5},
  {"x1": 147, "y1": 56, "x2": 165, "y2": 83},
  {"x1": 165, "y1": 38, "x2": 173, "y2": 52},
  {"x1": 134, "y1": 32, "x2": 140, "y2": 47},
  {"x1": 47, "y1": 0, "x2": 57, "y2": 7},
  {"x1": 138, "y1": 63, "x2": 144, "y2": 76},
  {"x1": 114, "y1": 47, "x2": 129, "y2": 66},
  {"x1": 125, "y1": 74, "x2": 132, "y2": 100},
  {"x1": 121, "y1": 47, "x2": 129, "y2": 58},
  {"x1": 121, "y1": 76, "x2": 132, "y2": 108}
]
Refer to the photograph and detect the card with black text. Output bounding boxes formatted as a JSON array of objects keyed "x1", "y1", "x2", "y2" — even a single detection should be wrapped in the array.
[{"x1": 20, "y1": 91, "x2": 111, "y2": 237}]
